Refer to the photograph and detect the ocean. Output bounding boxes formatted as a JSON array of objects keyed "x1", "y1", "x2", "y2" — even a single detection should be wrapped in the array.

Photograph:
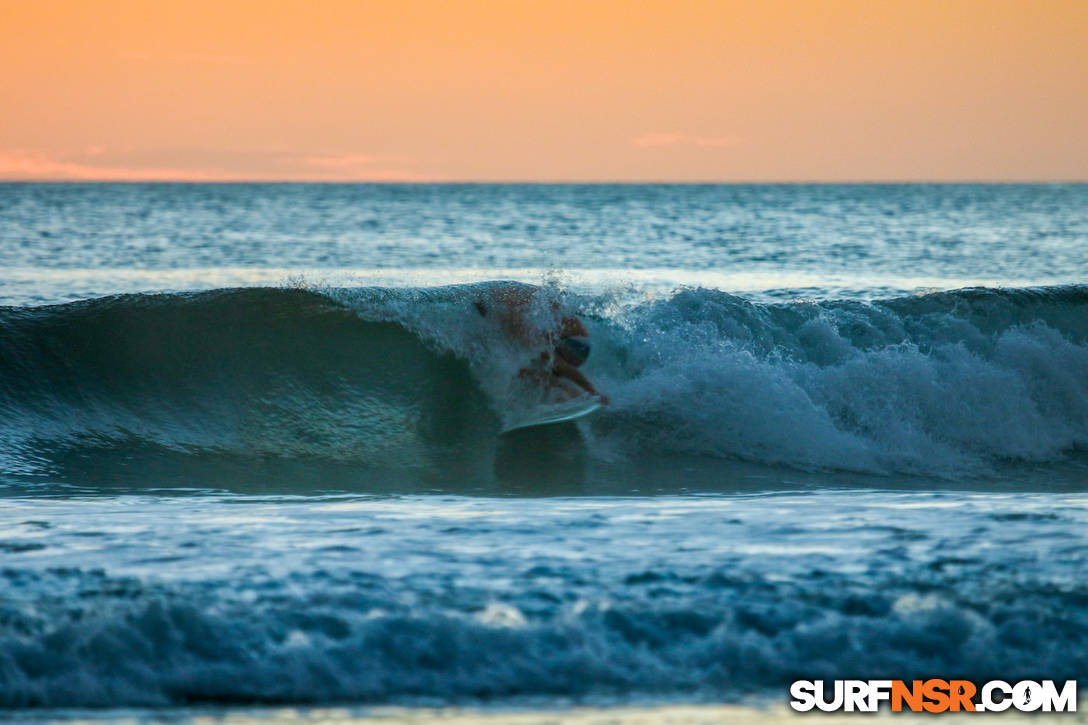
[{"x1": 1, "y1": 183, "x2": 1086, "y2": 721}]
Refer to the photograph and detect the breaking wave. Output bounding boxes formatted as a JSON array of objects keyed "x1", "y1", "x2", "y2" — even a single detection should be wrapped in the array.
[{"x1": 2, "y1": 283, "x2": 1087, "y2": 487}]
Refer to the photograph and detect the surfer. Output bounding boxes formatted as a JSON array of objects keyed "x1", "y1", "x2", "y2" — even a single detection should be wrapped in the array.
[
  {"x1": 475, "y1": 284, "x2": 609, "y2": 404},
  {"x1": 549, "y1": 318, "x2": 609, "y2": 404}
]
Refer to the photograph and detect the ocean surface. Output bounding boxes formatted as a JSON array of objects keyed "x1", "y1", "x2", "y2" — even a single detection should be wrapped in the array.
[{"x1": 1, "y1": 183, "x2": 1086, "y2": 718}]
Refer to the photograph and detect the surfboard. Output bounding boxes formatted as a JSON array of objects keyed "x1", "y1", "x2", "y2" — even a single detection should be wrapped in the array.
[{"x1": 500, "y1": 398, "x2": 603, "y2": 433}]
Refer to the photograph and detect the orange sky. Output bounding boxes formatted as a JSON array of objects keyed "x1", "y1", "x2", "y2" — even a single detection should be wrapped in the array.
[{"x1": 1, "y1": 0, "x2": 1086, "y2": 181}]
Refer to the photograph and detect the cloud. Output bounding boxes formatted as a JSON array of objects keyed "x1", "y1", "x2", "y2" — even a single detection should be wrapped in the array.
[
  {"x1": 115, "y1": 51, "x2": 154, "y2": 62},
  {"x1": 0, "y1": 150, "x2": 446, "y2": 182},
  {"x1": 175, "y1": 52, "x2": 252, "y2": 66},
  {"x1": 635, "y1": 133, "x2": 743, "y2": 148},
  {"x1": 302, "y1": 153, "x2": 413, "y2": 168},
  {"x1": 116, "y1": 51, "x2": 252, "y2": 65},
  {"x1": 0, "y1": 152, "x2": 239, "y2": 182}
]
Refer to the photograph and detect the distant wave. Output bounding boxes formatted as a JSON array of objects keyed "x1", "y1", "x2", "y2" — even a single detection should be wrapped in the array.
[{"x1": 1, "y1": 283, "x2": 1087, "y2": 488}]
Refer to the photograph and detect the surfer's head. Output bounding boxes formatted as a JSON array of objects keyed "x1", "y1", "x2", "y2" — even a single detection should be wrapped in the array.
[
  {"x1": 556, "y1": 336, "x2": 591, "y2": 367},
  {"x1": 559, "y1": 314, "x2": 587, "y2": 338}
]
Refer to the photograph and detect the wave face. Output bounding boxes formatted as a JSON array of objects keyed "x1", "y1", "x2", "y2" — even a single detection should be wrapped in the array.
[
  {"x1": 2, "y1": 283, "x2": 1088, "y2": 488},
  {"x1": 0, "y1": 287, "x2": 501, "y2": 490}
]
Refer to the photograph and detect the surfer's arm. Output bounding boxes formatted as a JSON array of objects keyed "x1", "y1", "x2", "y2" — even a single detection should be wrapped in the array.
[{"x1": 552, "y1": 357, "x2": 609, "y2": 404}]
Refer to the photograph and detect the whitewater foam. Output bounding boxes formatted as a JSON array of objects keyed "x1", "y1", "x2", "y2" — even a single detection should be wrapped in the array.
[{"x1": 1, "y1": 492, "x2": 1085, "y2": 707}]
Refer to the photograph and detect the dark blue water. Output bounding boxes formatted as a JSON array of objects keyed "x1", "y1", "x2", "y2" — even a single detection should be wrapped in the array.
[{"x1": 1, "y1": 183, "x2": 1086, "y2": 713}]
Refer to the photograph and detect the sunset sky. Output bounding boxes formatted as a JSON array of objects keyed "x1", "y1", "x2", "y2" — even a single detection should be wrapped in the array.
[{"x1": 1, "y1": 0, "x2": 1086, "y2": 182}]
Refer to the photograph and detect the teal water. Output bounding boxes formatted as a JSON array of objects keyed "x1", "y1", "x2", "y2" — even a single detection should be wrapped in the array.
[{"x1": 0, "y1": 183, "x2": 1086, "y2": 711}]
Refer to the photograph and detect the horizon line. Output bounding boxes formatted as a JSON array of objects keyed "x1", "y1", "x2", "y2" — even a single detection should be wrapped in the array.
[{"x1": 1, "y1": 178, "x2": 1086, "y2": 185}]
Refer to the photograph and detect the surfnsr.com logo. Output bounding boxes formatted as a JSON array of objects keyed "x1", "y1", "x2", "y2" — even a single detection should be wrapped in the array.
[{"x1": 790, "y1": 679, "x2": 1077, "y2": 713}]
